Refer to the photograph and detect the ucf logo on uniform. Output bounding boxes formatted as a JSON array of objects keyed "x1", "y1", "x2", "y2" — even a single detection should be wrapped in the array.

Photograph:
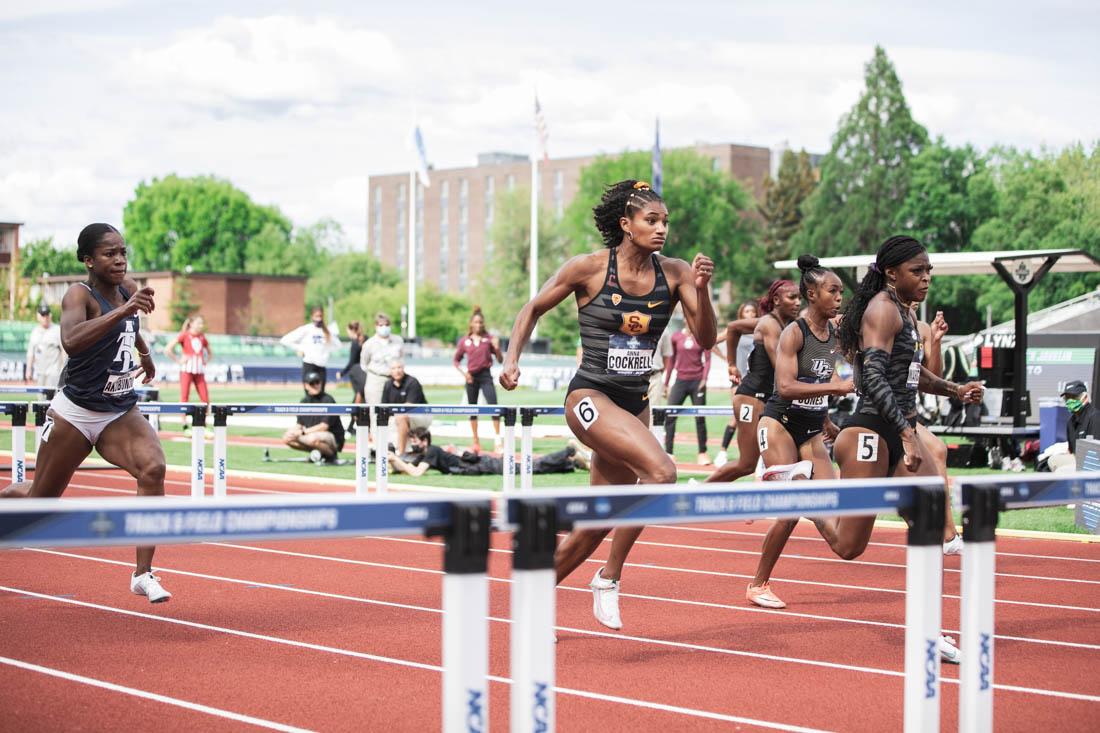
[{"x1": 620, "y1": 311, "x2": 652, "y2": 335}]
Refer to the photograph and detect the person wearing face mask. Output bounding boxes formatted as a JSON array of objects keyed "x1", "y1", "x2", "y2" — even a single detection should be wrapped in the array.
[
  {"x1": 1063, "y1": 381, "x2": 1100, "y2": 455},
  {"x1": 361, "y1": 312, "x2": 406, "y2": 428},
  {"x1": 280, "y1": 306, "x2": 340, "y2": 392}
]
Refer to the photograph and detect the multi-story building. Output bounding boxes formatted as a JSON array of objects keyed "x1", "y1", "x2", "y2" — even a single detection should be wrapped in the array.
[
  {"x1": 0, "y1": 222, "x2": 22, "y2": 317},
  {"x1": 367, "y1": 143, "x2": 774, "y2": 296}
]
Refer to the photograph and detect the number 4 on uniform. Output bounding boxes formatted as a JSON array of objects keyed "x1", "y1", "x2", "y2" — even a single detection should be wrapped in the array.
[
  {"x1": 757, "y1": 427, "x2": 768, "y2": 452},
  {"x1": 857, "y1": 433, "x2": 879, "y2": 462},
  {"x1": 573, "y1": 397, "x2": 600, "y2": 430}
]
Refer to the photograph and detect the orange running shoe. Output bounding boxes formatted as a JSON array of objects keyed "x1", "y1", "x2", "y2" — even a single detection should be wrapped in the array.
[{"x1": 746, "y1": 583, "x2": 786, "y2": 609}]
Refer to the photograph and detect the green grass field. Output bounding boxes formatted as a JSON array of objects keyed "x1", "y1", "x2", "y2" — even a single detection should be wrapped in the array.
[{"x1": 1, "y1": 382, "x2": 1091, "y2": 533}]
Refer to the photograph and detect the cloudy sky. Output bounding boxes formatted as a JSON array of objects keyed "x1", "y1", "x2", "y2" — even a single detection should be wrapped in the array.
[{"x1": 2, "y1": 1, "x2": 1097, "y2": 250}]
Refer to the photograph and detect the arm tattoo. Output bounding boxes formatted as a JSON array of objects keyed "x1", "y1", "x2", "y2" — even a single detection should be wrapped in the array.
[{"x1": 862, "y1": 348, "x2": 911, "y2": 435}]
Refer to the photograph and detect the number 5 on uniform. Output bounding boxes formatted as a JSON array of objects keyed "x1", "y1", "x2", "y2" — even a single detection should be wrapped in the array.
[
  {"x1": 857, "y1": 433, "x2": 879, "y2": 462},
  {"x1": 573, "y1": 397, "x2": 600, "y2": 430}
]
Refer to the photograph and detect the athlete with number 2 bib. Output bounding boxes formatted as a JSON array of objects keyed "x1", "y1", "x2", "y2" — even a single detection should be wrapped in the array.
[{"x1": 500, "y1": 180, "x2": 717, "y2": 630}]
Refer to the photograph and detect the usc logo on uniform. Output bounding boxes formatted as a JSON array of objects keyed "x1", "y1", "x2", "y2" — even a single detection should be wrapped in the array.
[{"x1": 620, "y1": 311, "x2": 652, "y2": 335}]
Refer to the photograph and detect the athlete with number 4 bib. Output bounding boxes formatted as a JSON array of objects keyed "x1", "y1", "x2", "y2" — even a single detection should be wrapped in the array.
[
  {"x1": 0, "y1": 224, "x2": 171, "y2": 603},
  {"x1": 817, "y1": 236, "x2": 983, "y2": 662},
  {"x1": 500, "y1": 180, "x2": 717, "y2": 630},
  {"x1": 743, "y1": 255, "x2": 854, "y2": 609}
]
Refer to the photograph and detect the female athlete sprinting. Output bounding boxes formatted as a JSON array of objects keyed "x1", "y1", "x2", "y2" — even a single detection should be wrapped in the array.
[
  {"x1": 500, "y1": 180, "x2": 717, "y2": 630},
  {"x1": 1, "y1": 224, "x2": 171, "y2": 602},
  {"x1": 743, "y1": 255, "x2": 854, "y2": 608},
  {"x1": 706, "y1": 280, "x2": 800, "y2": 486}
]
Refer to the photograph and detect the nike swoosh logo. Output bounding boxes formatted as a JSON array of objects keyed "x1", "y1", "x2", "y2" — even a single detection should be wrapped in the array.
[{"x1": 647, "y1": 301, "x2": 666, "y2": 309}]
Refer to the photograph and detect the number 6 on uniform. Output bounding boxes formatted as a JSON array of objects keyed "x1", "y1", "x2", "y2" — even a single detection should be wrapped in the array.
[
  {"x1": 857, "y1": 433, "x2": 879, "y2": 462},
  {"x1": 573, "y1": 397, "x2": 600, "y2": 430}
]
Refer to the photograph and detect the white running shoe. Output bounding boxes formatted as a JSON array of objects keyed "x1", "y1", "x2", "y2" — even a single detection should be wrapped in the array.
[
  {"x1": 762, "y1": 460, "x2": 814, "y2": 482},
  {"x1": 943, "y1": 534, "x2": 964, "y2": 556},
  {"x1": 131, "y1": 571, "x2": 171, "y2": 603},
  {"x1": 714, "y1": 450, "x2": 728, "y2": 467},
  {"x1": 939, "y1": 634, "x2": 961, "y2": 664},
  {"x1": 589, "y1": 567, "x2": 623, "y2": 630},
  {"x1": 309, "y1": 449, "x2": 324, "y2": 465}
]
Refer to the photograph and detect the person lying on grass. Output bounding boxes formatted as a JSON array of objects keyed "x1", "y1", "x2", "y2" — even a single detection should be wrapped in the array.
[{"x1": 387, "y1": 427, "x2": 590, "y2": 477}]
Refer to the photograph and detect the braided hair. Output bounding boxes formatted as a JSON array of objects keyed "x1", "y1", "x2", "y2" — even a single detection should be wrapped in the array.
[
  {"x1": 592, "y1": 180, "x2": 663, "y2": 247},
  {"x1": 836, "y1": 235, "x2": 927, "y2": 358},
  {"x1": 76, "y1": 223, "x2": 119, "y2": 262},
  {"x1": 795, "y1": 254, "x2": 831, "y2": 299},
  {"x1": 758, "y1": 278, "x2": 794, "y2": 314}
]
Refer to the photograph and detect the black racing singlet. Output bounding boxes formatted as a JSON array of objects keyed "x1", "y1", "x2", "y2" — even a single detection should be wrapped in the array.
[
  {"x1": 854, "y1": 293, "x2": 923, "y2": 419},
  {"x1": 767, "y1": 318, "x2": 838, "y2": 417},
  {"x1": 736, "y1": 313, "x2": 781, "y2": 398},
  {"x1": 576, "y1": 247, "x2": 674, "y2": 392},
  {"x1": 61, "y1": 283, "x2": 140, "y2": 413}
]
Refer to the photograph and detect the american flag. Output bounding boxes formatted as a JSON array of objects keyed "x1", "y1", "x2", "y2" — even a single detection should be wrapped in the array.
[{"x1": 535, "y1": 96, "x2": 549, "y2": 163}]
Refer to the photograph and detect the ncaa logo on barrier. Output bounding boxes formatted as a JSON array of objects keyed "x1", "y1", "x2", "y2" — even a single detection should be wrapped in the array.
[
  {"x1": 359, "y1": 455, "x2": 368, "y2": 478},
  {"x1": 979, "y1": 633, "x2": 992, "y2": 691},
  {"x1": 15, "y1": 458, "x2": 24, "y2": 482},
  {"x1": 466, "y1": 689, "x2": 485, "y2": 732},
  {"x1": 924, "y1": 638, "x2": 938, "y2": 698},
  {"x1": 90, "y1": 512, "x2": 115, "y2": 537},
  {"x1": 217, "y1": 457, "x2": 226, "y2": 481},
  {"x1": 674, "y1": 495, "x2": 692, "y2": 515},
  {"x1": 594, "y1": 498, "x2": 611, "y2": 516},
  {"x1": 196, "y1": 458, "x2": 204, "y2": 481},
  {"x1": 532, "y1": 682, "x2": 550, "y2": 732}
]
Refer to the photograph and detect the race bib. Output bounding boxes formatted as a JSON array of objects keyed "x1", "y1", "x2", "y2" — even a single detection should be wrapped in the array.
[
  {"x1": 607, "y1": 333, "x2": 656, "y2": 376},
  {"x1": 906, "y1": 361, "x2": 921, "y2": 389},
  {"x1": 793, "y1": 395, "x2": 828, "y2": 411},
  {"x1": 103, "y1": 368, "x2": 139, "y2": 397},
  {"x1": 738, "y1": 403, "x2": 754, "y2": 423}
]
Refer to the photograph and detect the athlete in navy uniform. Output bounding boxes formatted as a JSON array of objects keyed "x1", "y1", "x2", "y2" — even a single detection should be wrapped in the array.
[
  {"x1": 0, "y1": 224, "x2": 171, "y2": 602},
  {"x1": 500, "y1": 180, "x2": 717, "y2": 630}
]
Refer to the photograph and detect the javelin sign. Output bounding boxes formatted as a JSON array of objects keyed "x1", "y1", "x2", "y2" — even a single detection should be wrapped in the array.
[
  {"x1": 961, "y1": 471, "x2": 1100, "y2": 509},
  {"x1": 503, "y1": 477, "x2": 939, "y2": 529},
  {"x1": 0, "y1": 493, "x2": 480, "y2": 548},
  {"x1": 216, "y1": 403, "x2": 359, "y2": 416},
  {"x1": 384, "y1": 404, "x2": 506, "y2": 417}
]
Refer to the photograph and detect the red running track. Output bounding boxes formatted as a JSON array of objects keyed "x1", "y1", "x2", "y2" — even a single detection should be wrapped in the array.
[{"x1": 1, "y1": 466, "x2": 1098, "y2": 732}]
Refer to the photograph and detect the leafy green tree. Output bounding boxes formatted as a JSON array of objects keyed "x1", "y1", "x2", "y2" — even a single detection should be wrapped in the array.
[
  {"x1": 169, "y1": 275, "x2": 198, "y2": 330},
  {"x1": 305, "y1": 251, "x2": 400, "y2": 308},
  {"x1": 247, "y1": 218, "x2": 347, "y2": 278},
  {"x1": 473, "y1": 187, "x2": 575, "y2": 353},
  {"x1": 759, "y1": 149, "x2": 817, "y2": 263},
  {"x1": 123, "y1": 175, "x2": 291, "y2": 272},
  {"x1": 793, "y1": 45, "x2": 928, "y2": 258},
  {"x1": 562, "y1": 148, "x2": 763, "y2": 306},
  {"x1": 18, "y1": 237, "x2": 84, "y2": 279},
  {"x1": 334, "y1": 283, "x2": 472, "y2": 344}
]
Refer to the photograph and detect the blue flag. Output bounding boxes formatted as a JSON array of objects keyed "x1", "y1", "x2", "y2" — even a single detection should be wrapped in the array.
[
  {"x1": 652, "y1": 118, "x2": 662, "y2": 196},
  {"x1": 413, "y1": 126, "x2": 430, "y2": 187}
]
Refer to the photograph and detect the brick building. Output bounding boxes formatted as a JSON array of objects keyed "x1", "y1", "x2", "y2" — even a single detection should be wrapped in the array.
[
  {"x1": 40, "y1": 271, "x2": 306, "y2": 335},
  {"x1": 0, "y1": 222, "x2": 22, "y2": 318},
  {"x1": 366, "y1": 143, "x2": 774, "y2": 296}
]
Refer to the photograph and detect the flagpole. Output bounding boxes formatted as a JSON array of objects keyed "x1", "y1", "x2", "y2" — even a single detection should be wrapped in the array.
[
  {"x1": 408, "y1": 169, "x2": 417, "y2": 340},
  {"x1": 529, "y1": 153, "x2": 539, "y2": 340}
]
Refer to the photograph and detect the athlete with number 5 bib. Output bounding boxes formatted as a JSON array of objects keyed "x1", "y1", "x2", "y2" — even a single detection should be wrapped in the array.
[
  {"x1": 500, "y1": 180, "x2": 717, "y2": 630},
  {"x1": 0, "y1": 224, "x2": 171, "y2": 603},
  {"x1": 818, "y1": 236, "x2": 982, "y2": 661}
]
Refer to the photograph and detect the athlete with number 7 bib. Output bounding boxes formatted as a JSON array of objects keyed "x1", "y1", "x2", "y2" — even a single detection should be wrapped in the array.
[
  {"x1": 817, "y1": 236, "x2": 982, "y2": 662},
  {"x1": 499, "y1": 180, "x2": 717, "y2": 631}
]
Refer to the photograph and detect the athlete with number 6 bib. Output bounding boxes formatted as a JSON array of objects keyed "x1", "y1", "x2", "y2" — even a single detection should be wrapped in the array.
[
  {"x1": 500, "y1": 180, "x2": 717, "y2": 630},
  {"x1": 818, "y1": 236, "x2": 982, "y2": 662},
  {"x1": 0, "y1": 224, "x2": 171, "y2": 603},
  {"x1": 743, "y1": 255, "x2": 854, "y2": 609}
]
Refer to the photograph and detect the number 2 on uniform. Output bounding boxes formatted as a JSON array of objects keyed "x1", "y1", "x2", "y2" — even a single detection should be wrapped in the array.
[
  {"x1": 738, "y1": 404, "x2": 753, "y2": 423},
  {"x1": 573, "y1": 397, "x2": 600, "y2": 430},
  {"x1": 757, "y1": 426, "x2": 769, "y2": 453},
  {"x1": 857, "y1": 433, "x2": 879, "y2": 462}
]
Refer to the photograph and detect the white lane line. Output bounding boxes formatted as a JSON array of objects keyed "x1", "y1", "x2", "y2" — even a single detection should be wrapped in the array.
[
  {"x1": 29, "y1": 548, "x2": 1100, "y2": 652},
  {"x1": 650, "y1": 524, "x2": 1100, "y2": 564},
  {"x1": 370, "y1": 535, "x2": 1100, "y2": 595},
  {"x1": 0, "y1": 586, "x2": 830, "y2": 732},
  {"x1": 0, "y1": 654, "x2": 313, "y2": 733},
  {"x1": 4, "y1": 585, "x2": 1096, "y2": 707}
]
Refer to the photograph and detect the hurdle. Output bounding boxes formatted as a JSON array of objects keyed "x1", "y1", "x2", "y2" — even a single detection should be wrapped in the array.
[
  {"x1": 955, "y1": 471, "x2": 1100, "y2": 733},
  {"x1": 374, "y1": 405, "x2": 517, "y2": 493},
  {"x1": 518, "y1": 406, "x2": 566, "y2": 491},
  {"x1": 651, "y1": 404, "x2": 735, "y2": 450},
  {"x1": 209, "y1": 403, "x2": 367, "y2": 497},
  {"x1": 503, "y1": 477, "x2": 949, "y2": 733},
  {"x1": 0, "y1": 490, "x2": 492, "y2": 733}
]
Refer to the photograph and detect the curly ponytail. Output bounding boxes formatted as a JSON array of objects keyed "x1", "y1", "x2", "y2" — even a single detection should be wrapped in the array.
[
  {"x1": 592, "y1": 180, "x2": 663, "y2": 247},
  {"x1": 836, "y1": 236, "x2": 926, "y2": 358}
]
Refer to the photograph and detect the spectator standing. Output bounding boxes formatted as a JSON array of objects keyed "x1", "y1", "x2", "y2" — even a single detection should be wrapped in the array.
[
  {"x1": 165, "y1": 315, "x2": 212, "y2": 406},
  {"x1": 453, "y1": 307, "x2": 504, "y2": 453},
  {"x1": 381, "y1": 360, "x2": 432, "y2": 455},
  {"x1": 337, "y1": 321, "x2": 367, "y2": 406},
  {"x1": 280, "y1": 306, "x2": 340, "y2": 392},
  {"x1": 664, "y1": 324, "x2": 713, "y2": 465},
  {"x1": 282, "y1": 370, "x2": 345, "y2": 464},
  {"x1": 715, "y1": 301, "x2": 759, "y2": 466},
  {"x1": 361, "y1": 312, "x2": 405, "y2": 433},
  {"x1": 646, "y1": 327, "x2": 674, "y2": 424},
  {"x1": 26, "y1": 304, "x2": 66, "y2": 387}
]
